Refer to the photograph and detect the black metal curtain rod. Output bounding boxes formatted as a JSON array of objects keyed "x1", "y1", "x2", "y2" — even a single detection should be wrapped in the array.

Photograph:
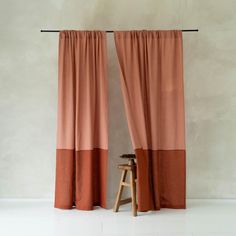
[{"x1": 40, "y1": 29, "x2": 198, "y2": 33}]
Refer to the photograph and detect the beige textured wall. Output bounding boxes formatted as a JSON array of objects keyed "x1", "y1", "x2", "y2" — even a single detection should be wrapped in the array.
[{"x1": 0, "y1": 0, "x2": 236, "y2": 204}]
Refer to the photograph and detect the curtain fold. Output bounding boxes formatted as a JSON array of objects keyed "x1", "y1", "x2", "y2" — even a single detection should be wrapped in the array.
[
  {"x1": 55, "y1": 31, "x2": 108, "y2": 210},
  {"x1": 114, "y1": 30, "x2": 186, "y2": 211}
]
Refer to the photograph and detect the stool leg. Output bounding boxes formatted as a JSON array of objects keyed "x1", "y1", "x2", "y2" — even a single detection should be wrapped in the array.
[
  {"x1": 113, "y1": 170, "x2": 127, "y2": 212},
  {"x1": 130, "y1": 169, "x2": 137, "y2": 216}
]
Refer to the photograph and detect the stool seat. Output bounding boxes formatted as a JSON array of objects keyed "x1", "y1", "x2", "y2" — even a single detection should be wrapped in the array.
[{"x1": 118, "y1": 164, "x2": 135, "y2": 170}]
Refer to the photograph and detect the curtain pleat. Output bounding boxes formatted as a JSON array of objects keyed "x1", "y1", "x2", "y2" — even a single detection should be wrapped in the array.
[
  {"x1": 114, "y1": 30, "x2": 186, "y2": 211},
  {"x1": 55, "y1": 31, "x2": 108, "y2": 210}
]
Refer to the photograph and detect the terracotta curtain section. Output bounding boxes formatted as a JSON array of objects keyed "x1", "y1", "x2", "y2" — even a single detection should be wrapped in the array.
[
  {"x1": 55, "y1": 31, "x2": 108, "y2": 210},
  {"x1": 114, "y1": 30, "x2": 186, "y2": 211}
]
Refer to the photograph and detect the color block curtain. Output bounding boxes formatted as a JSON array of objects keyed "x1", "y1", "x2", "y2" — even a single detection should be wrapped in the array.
[
  {"x1": 55, "y1": 31, "x2": 108, "y2": 210},
  {"x1": 114, "y1": 30, "x2": 186, "y2": 211}
]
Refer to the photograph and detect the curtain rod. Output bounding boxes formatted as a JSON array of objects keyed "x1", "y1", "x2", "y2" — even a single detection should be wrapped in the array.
[{"x1": 40, "y1": 29, "x2": 198, "y2": 33}]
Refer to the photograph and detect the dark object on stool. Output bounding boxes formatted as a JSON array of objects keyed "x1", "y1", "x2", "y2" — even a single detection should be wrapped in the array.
[
  {"x1": 120, "y1": 154, "x2": 136, "y2": 159},
  {"x1": 113, "y1": 154, "x2": 137, "y2": 216}
]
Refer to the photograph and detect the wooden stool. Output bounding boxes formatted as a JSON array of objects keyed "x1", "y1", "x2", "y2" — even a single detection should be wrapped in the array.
[{"x1": 113, "y1": 154, "x2": 137, "y2": 216}]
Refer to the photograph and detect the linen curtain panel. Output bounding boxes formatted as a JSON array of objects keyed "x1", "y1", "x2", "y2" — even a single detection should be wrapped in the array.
[
  {"x1": 55, "y1": 31, "x2": 108, "y2": 210},
  {"x1": 114, "y1": 30, "x2": 186, "y2": 211}
]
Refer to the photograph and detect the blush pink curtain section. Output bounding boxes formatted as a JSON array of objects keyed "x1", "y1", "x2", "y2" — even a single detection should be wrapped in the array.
[
  {"x1": 114, "y1": 30, "x2": 186, "y2": 211},
  {"x1": 57, "y1": 31, "x2": 108, "y2": 151},
  {"x1": 55, "y1": 31, "x2": 108, "y2": 210}
]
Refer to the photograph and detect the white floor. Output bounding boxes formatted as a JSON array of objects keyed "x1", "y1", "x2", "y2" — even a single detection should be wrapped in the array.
[{"x1": 0, "y1": 199, "x2": 236, "y2": 236}]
